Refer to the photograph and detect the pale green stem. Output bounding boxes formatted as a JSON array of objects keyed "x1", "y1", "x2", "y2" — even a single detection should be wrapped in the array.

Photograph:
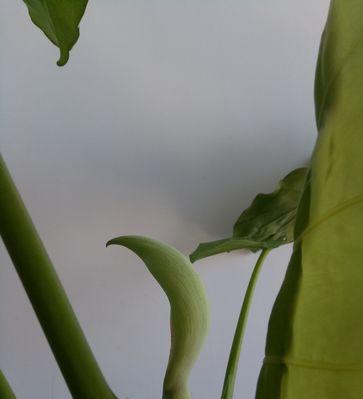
[
  {"x1": 220, "y1": 249, "x2": 270, "y2": 399},
  {"x1": 0, "y1": 371, "x2": 17, "y2": 399},
  {"x1": 0, "y1": 154, "x2": 116, "y2": 399}
]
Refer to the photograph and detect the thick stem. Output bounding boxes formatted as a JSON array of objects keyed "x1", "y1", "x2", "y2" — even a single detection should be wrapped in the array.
[
  {"x1": 0, "y1": 154, "x2": 115, "y2": 399},
  {"x1": 220, "y1": 249, "x2": 270, "y2": 399},
  {"x1": 0, "y1": 371, "x2": 17, "y2": 399}
]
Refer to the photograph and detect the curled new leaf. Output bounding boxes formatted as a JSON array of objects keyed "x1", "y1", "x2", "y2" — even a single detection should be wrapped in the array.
[
  {"x1": 107, "y1": 236, "x2": 209, "y2": 399},
  {"x1": 190, "y1": 168, "x2": 307, "y2": 262},
  {"x1": 22, "y1": 0, "x2": 88, "y2": 65}
]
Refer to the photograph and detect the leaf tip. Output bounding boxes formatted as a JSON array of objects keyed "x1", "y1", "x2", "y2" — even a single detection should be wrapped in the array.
[
  {"x1": 189, "y1": 252, "x2": 198, "y2": 263},
  {"x1": 106, "y1": 238, "x2": 117, "y2": 248},
  {"x1": 57, "y1": 48, "x2": 69, "y2": 67},
  {"x1": 106, "y1": 235, "x2": 138, "y2": 249}
]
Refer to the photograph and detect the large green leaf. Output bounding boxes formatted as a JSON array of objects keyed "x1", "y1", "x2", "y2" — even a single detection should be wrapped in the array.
[
  {"x1": 190, "y1": 168, "x2": 307, "y2": 262},
  {"x1": 22, "y1": 0, "x2": 88, "y2": 66},
  {"x1": 256, "y1": 1, "x2": 363, "y2": 398},
  {"x1": 107, "y1": 236, "x2": 209, "y2": 399}
]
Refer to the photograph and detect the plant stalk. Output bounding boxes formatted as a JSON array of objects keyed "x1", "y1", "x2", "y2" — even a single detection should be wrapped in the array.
[
  {"x1": 0, "y1": 371, "x2": 17, "y2": 399},
  {"x1": 0, "y1": 154, "x2": 115, "y2": 399},
  {"x1": 220, "y1": 249, "x2": 270, "y2": 399}
]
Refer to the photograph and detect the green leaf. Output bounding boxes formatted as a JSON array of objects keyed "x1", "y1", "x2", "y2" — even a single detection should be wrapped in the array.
[
  {"x1": 233, "y1": 168, "x2": 307, "y2": 242},
  {"x1": 190, "y1": 237, "x2": 279, "y2": 263},
  {"x1": 22, "y1": 0, "x2": 88, "y2": 66},
  {"x1": 190, "y1": 168, "x2": 307, "y2": 262},
  {"x1": 256, "y1": 1, "x2": 363, "y2": 398},
  {"x1": 107, "y1": 236, "x2": 209, "y2": 399}
]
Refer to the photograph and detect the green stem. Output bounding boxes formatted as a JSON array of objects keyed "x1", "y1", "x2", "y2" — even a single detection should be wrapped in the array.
[
  {"x1": 0, "y1": 371, "x2": 17, "y2": 399},
  {"x1": 0, "y1": 154, "x2": 116, "y2": 399},
  {"x1": 220, "y1": 249, "x2": 270, "y2": 399}
]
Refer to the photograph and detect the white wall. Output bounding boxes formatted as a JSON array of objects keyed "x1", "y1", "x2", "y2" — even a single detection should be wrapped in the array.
[{"x1": 0, "y1": 1, "x2": 329, "y2": 398}]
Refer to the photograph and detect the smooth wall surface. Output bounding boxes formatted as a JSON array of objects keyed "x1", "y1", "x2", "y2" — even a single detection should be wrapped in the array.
[{"x1": 1, "y1": 1, "x2": 329, "y2": 398}]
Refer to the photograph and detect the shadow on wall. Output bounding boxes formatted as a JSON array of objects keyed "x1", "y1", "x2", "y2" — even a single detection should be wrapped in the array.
[{"x1": 86, "y1": 125, "x2": 310, "y2": 241}]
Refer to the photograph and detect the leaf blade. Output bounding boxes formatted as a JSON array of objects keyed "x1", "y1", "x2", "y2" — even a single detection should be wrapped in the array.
[
  {"x1": 256, "y1": 1, "x2": 363, "y2": 397},
  {"x1": 233, "y1": 168, "x2": 307, "y2": 243},
  {"x1": 190, "y1": 168, "x2": 307, "y2": 262},
  {"x1": 22, "y1": 0, "x2": 88, "y2": 65},
  {"x1": 190, "y1": 237, "x2": 279, "y2": 263}
]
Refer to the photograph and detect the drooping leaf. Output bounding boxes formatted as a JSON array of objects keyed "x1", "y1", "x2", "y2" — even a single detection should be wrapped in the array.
[
  {"x1": 107, "y1": 236, "x2": 209, "y2": 399},
  {"x1": 190, "y1": 168, "x2": 307, "y2": 262},
  {"x1": 256, "y1": 2, "x2": 363, "y2": 398},
  {"x1": 22, "y1": 0, "x2": 88, "y2": 66}
]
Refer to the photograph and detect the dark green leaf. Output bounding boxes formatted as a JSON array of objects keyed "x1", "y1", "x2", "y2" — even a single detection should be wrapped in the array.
[
  {"x1": 190, "y1": 237, "x2": 280, "y2": 263},
  {"x1": 22, "y1": 0, "x2": 88, "y2": 66},
  {"x1": 233, "y1": 167, "x2": 307, "y2": 243},
  {"x1": 190, "y1": 168, "x2": 307, "y2": 262}
]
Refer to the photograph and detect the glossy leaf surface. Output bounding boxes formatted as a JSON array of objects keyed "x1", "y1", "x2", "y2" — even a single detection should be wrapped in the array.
[
  {"x1": 256, "y1": 1, "x2": 363, "y2": 397},
  {"x1": 190, "y1": 168, "x2": 307, "y2": 262},
  {"x1": 107, "y1": 236, "x2": 209, "y2": 399},
  {"x1": 22, "y1": 0, "x2": 88, "y2": 65}
]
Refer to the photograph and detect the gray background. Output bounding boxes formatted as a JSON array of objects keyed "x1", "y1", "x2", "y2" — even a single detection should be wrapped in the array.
[{"x1": 1, "y1": 1, "x2": 329, "y2": 398}]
